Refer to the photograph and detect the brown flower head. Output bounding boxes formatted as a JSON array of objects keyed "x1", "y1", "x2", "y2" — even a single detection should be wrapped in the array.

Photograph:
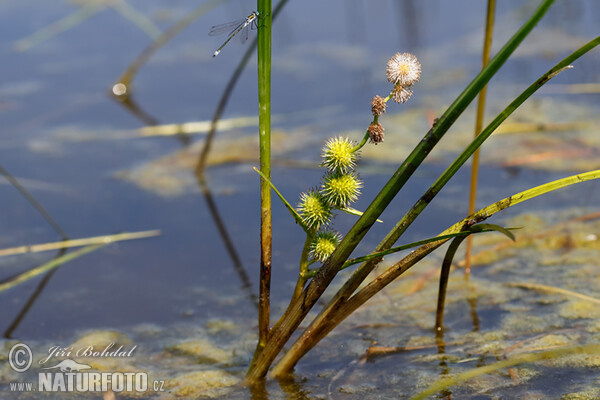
[
  {"x1": 367, "y1": 123, "x2": 384, "y2": 144},
  {"x1": 391, "y1": 84, "x2": 413, "y2": 104},
  {"x1": 371, "y1": 95, "x2": 387, "y2": 116}
]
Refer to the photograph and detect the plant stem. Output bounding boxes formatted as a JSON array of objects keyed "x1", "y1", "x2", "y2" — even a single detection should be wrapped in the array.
[
  {"x1": 466, "y1": 0, "x2": 496, "y2": 275},
  {"x1": 255, "y1": 0, "x2": 273, "y2": 365},
  {"x1": 248, "y1": 0, "x2": 557, "y2": 382},
  {"x1": 291, "y1": 234, "x2": 315, "y2": 303}
]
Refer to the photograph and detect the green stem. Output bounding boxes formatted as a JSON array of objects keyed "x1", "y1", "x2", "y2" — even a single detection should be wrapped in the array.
[
  {"x1": 249, "y1": 0, "x2": 557, "y2": 382},
  {"x1": 352, "y1": 132, "x2": 370, "y2": 152},
  {"x1": 291, "y1": 233, "x2": 315, "y2": 303},
  {"x1": 435, "y1": 235, "x2": 468, "y2": 331},
  {"x1": 253, "y1": 0, "x2": 273, "y2": 372}
]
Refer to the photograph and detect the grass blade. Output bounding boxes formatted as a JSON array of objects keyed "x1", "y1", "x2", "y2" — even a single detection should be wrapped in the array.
[
  {"x1": 0, "y1": 245, "x2": 104, "y2": 293},
  {"x1": 253, "y1": 167, "x2": 307, "y2": 231},
  {"x1": 0, "y1": 230, "x2": 161, "y2": 258}
]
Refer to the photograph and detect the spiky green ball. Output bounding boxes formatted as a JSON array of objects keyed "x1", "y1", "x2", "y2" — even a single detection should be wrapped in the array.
[
  {"x1": 310, "y1": 230, "x2": 342, "y2": 262},
  {"x1": 321, "y1": 136, "x2": 358, "y2": 174},
  {"x1": 321, "y1": 172, "x2": 362, "y2": 208},
  {"x1": 297, "y1": 190, "x2": 332, "y2": 230}
]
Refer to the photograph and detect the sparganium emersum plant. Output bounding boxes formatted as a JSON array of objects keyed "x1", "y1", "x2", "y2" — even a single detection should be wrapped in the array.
[{"x1": 247, "y1": 0, "x2": 600, "y2": 386}]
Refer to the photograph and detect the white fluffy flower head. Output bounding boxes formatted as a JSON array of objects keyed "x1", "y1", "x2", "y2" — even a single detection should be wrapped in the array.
[{"x1": 386, "y1": 52, "x2": 421, "y2": 87}]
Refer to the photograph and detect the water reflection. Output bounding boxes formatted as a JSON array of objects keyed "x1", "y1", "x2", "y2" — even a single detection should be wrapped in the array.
[
  {"x1": 3, "y1": 252, "x2": 63, "y2": 338},
  {"x1": 468, "y1": 296, "x2": 480, "y2": 333},
  {"x1": 242, "y1": 376, "x2": 313, "y2": 400},
  {"x1": 196, "y1": 175, "x2": 257, "y2": 307},
  {"x1": 0, "y1": 165, "x2": 71, "y2": 338},
  {"x1": 277, "y1": 376, "x2": 312, "y2": 400},
  {"x1": 111, "y1": 92, "x2": 160, "y2": 127}
]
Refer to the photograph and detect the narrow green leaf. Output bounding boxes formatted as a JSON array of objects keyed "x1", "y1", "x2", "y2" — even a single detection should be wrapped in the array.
[
  {"x1": 340, "y1": 207, "x2": 383, "y2": 223},
  {"x1": 435, "y1": 234, "x2": 467, "y2": 330},
  {"x1": 469, "y1": 223, "x2": 517, "y2": 241},
  {"x1": 437, "y1": 223, "x2": 515, "y2": 330},
  {"x1": 253, "y1": 167, "x2": 309, "y2": 232}
]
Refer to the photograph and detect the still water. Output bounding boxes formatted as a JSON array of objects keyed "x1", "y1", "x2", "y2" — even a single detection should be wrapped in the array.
[{"x1": 1, "y1": 0, "x2": 599, "y2": 398}]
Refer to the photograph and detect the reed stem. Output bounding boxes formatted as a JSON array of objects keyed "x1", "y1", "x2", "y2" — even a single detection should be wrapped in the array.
[
  {"x1": 465, "y1": 0, "x2": 496, "y2": 274},
  {"x1": 250, "y1": 0, "x2": 273, "y2": 376}
]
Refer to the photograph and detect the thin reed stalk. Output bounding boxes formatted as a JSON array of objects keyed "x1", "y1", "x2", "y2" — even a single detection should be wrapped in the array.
[
  {"x1": 250, "y1": 0, "x2": 274, "y2": 374},
  {"x1": 466, "y1": 0, "x2": 496, "y2": 274}
]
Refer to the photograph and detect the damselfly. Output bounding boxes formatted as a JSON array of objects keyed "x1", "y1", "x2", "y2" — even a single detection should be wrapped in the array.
[{"x1": 209, "y1": 11, "x2": 259, "y2": 57}]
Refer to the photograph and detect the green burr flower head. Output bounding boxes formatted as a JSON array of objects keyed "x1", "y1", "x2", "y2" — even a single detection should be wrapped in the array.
[
  {"x1": 297, "y1": 190, "x2": 332, "y2": 230},
  {"x1": 310, "y1": 230, "x2": 342, "y2": 262},
  {"x1": 321, "y1": 136, "x2": 358, "y2": 174},
  {"x1": 321, "y1": 172, "x2": 362, "y2": 208}
]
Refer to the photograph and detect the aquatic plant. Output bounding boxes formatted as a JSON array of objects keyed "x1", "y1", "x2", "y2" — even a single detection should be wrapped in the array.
[{"x1": 245, "y1": 0, "x2": 600, "y2": 386}]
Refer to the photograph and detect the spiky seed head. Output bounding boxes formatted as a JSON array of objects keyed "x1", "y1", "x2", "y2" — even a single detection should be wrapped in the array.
[
  {"x1": 310, "y1": 230, "x2": 342, "y2": 262},
  {"x1": 371, "y1": 95, "x2": 387, "y2": 116},
  {"x1": 367, "y1": 123, "x2": 384, "y2": 144},
  {"x1": 391, "y1": 84, "x2": 413, "y2": 104},
  {"x1": 297, "y1": 190, "x2": 332, "y2": 230},
  {"x1": 321, "y1": 172, "x2": 362, "y2": 208},
  {"x1": 386, "y1": 52, "x2": 421, "y2": 87},
  {"x1": 321, "y1": 136, "x2": 358, "y2": 174}
]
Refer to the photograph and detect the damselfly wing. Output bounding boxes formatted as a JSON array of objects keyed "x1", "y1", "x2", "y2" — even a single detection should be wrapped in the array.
[{"x1": 209, "y1": 11, "x2": 259, "y2": 57}]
